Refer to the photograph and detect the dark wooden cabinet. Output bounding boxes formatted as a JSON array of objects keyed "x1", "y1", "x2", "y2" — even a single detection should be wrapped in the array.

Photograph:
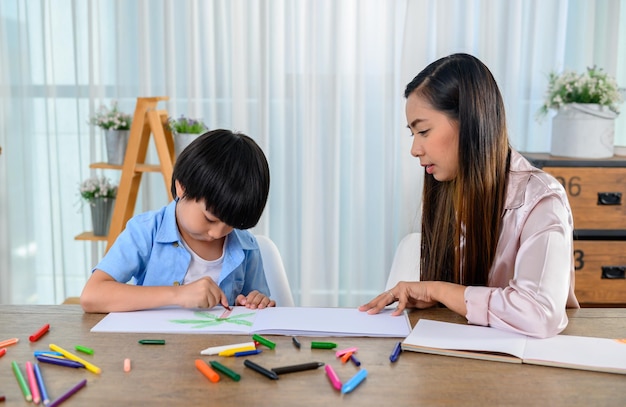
[{"x1": 523, "y1": 153, "x2": 626, "y2": 306}]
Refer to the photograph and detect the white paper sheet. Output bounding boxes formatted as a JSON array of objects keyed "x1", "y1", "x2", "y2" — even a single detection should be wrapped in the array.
[{"x1": 90, "y1": 306, "x2": 412, "y2": 337}]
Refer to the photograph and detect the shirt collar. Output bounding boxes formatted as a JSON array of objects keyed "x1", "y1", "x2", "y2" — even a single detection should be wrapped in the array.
[{"x1": 505, "y1": 149, "x2": 535, "y2": 210}]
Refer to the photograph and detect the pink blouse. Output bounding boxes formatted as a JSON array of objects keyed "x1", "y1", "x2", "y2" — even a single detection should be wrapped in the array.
[{"x1": 464, "y1": 150, "x2": 579, "y2": 338}]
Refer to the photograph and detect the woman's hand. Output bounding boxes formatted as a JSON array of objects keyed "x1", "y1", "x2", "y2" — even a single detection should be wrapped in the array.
[
  {"x1": 358, "y1": 281, "x2": 439, "y2": 316},
  {"x1": 236, "y1": 290, "x2": 276, "y2": 309}
]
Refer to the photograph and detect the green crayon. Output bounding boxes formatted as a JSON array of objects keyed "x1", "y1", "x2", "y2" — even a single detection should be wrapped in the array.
[
  {"x1": 311, "y1": 341, "x2": 337, "y2": 349},
  {"x1": 210, "y1": 360, "x2": 241, "y2": 381}
]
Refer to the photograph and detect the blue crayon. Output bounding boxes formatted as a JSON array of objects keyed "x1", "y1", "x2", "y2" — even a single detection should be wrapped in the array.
[
  {"x1": 234, "y1": 349, "x2": 263, "y2": 357},
  {"x1": 341, "y1": 369, "x2": 368, "y2": 394},
  {"x1": 33, "y1": 363, "x2": 50, "y2": 405},
  {"x1": 389, "y1": 341, "x2": 402, "y2": 362}
]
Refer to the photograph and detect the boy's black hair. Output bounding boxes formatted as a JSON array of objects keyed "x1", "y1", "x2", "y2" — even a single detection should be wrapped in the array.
[{"x1": 171, "y1": 129, "x2": 270, "y2": 229}]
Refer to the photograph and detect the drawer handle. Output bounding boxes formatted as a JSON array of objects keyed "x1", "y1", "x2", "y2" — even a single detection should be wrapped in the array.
[
  {"x1": 601, "y1": 266, "x2": 626, "y2": 279},
  {"x1": 597, "y1": 192, "x2": 621, "y2": 205}
]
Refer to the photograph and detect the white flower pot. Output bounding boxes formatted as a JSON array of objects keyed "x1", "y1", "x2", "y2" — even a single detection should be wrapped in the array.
[{"x1": 550, "y1": 104, "x2": 618, "y2": 159}]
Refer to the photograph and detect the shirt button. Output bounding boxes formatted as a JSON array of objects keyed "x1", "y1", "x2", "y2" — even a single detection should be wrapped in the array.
[
  {"x1": 173, "y1": 242, "x2": 179, "y2": 247},
  {"x1": 173, "y1": 281, "x2": 180, "y2": 286}
]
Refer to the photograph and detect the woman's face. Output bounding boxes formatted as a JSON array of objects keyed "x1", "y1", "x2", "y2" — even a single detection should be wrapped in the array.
[{"x1": 405, "y1": 92, "x2": 459, "y2": 182}]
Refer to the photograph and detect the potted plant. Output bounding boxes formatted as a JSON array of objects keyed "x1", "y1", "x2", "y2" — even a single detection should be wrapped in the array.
[
  {"x1": 538, "y1": 66, "x2": 623, "y2": 158},
  {"x1": 79, "y1": 175, "x2": 118, "y2": 236},
  {"x1": 88, "y1": 101, "x2": 133, "y2": 165},
  {"x1": 168, "y1": 115, "x2": 208, "y2": 157}
]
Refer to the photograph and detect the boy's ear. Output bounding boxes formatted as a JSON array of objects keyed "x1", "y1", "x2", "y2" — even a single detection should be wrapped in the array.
[{"x1": 174, "y1": 180, "x2": 185, "y2": 199}]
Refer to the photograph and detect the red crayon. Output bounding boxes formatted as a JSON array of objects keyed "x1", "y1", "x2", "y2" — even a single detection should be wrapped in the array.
[
  {"x1": 0, "y1": 348, "x2": 6, "y2": 358},
  {"x1": 29, "y1": 324, "x2": 50, "y2": 342}
]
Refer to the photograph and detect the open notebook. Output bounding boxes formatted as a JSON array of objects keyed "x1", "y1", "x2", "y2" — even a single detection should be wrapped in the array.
[
  {"x1": 91, "y1": 306, "x2": 412, "y2": 338},
  {"x1": 401, "y1": 319, "x2": 626, "y2": 375}
]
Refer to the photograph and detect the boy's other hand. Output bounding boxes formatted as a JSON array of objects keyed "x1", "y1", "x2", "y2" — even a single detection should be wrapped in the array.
[{"x1": 236, "y1": 291, "x2": 276, "y2": 309}]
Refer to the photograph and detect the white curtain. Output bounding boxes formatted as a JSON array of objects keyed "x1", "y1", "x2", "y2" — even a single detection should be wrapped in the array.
[{"x1": 0, "y1": 0, "x2": 624, "y2": 306}]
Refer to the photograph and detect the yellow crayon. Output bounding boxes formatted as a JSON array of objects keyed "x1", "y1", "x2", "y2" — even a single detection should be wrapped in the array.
[
  {"x1": 49, "y1": 344, "x2": 102, "y2": 375},
  {"x1": 218, "y1": 345, "x2": 257, "y2": 357}
]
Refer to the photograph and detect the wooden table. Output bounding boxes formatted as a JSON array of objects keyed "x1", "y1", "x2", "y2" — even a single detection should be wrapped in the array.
[{"x1": 1, "y1": 306, "x2": 625, "y2": 406}]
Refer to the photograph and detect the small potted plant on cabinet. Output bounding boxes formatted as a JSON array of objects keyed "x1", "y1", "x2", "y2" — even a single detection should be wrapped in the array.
[{"x1": 538, "y1": 67, "x2": 623, "y2": 158}]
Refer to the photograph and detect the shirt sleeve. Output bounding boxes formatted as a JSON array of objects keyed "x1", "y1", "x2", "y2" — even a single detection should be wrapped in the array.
[
  {"x1": 465, "y1": 194, "x2": 573, "y2": 338},
  {"x1": 93, "y1": 215, "x2": 153, "y2": 284},
  {"x1": 241, "y1": 245, "x2": 271, "y2": 297}
]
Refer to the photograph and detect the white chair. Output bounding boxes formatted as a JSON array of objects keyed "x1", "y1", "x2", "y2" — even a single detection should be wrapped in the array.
[
  {"x1": 385, "y1": 232, "x2": 421, "y2": 290},
  {"x1": 256, "y1": 235, "x2": 295, "y2": 306}
]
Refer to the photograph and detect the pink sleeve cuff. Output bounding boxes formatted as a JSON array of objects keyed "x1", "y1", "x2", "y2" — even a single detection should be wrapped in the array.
[{"x1": 464, "y1": 286, "x2": 495, "y2": 326}]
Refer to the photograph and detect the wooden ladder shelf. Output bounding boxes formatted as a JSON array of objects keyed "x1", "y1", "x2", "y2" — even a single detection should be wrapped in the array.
[{"x1": 75, "y1": 97, "x2": 175, "y2": 252}]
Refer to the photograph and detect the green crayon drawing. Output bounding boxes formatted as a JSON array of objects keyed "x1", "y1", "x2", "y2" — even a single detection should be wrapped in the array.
[{"x1": 170, "y1": 311, "x2": 255, "y2": 329}]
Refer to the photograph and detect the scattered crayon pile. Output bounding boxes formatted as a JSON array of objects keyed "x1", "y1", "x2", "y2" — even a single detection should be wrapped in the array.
[
  {"x1": 1, "y1": 324, "x2": 91, "y2": 405},
  {"x1": 1, "y1": 323, "x2": 404, "y2": 403}
]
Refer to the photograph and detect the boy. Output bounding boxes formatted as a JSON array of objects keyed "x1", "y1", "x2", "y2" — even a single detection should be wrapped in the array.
[{"x1": 81, "y1": 129, "x2": 274, "y2": 312}]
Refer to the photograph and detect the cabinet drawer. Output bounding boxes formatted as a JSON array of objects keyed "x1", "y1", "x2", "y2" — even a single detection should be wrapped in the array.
[
  {"x1": 544, "y1": 166, "x2": 626, "y2": 229},
  {"x1": 573, "y1": 240, "x2": 626, "y2": 305}
]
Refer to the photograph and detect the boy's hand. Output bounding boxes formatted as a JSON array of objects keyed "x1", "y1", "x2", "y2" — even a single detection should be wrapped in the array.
[
  {"x1": 235, "y1": 291, "x2": 276, "y2": 309},
  {"x1": 176, "y1": 277, "x2": 229, "y2": 309}
]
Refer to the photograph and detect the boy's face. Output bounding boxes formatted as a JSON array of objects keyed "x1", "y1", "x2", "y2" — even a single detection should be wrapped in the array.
[{"x1": 174, "y1": 181, "x2": 234, "y2": 243}]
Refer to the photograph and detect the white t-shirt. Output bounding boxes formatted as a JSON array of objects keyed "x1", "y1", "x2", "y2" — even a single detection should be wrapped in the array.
[{"x1": 181, "y1": 236, "x2": 225, "y2": 285}]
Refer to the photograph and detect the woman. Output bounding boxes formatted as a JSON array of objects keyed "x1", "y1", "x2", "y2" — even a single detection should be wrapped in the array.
[{"x1": 359, "y1": 53, "x2": 579, "y2": 338}]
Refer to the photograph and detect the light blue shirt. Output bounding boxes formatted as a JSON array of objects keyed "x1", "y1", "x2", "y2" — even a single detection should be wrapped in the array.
[{"x1": 94, "y1": 200, "x2": 271, "y2": 305}]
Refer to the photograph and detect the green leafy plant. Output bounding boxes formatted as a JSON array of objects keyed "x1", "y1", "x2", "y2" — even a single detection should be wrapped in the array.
[
  {"x1": 79, "y1": 176, "x2": 117, "y2": 204},
  {"x1": 538, "y1": 66, "x2": 623, "y2": 119},
  {"x1": 168, "y1": 115, "x2": 208, "y2": 134},
  {"x1": 88, "y1": 100, "x2": 132, "y2": 130}
]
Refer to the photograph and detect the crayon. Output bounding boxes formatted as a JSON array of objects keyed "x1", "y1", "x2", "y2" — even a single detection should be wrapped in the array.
[
  {"x1": 389, "y1": 341, "x2": 402, "y2": 363},
  {"x1": 335, "y1": 347, "x2": 358, "y2": 357},
  {"x1": 218, "y1": 345, "x2": 257, "y2": 356},
  {"x1": 25, "y1": 362, "x2": 41, "y2": 404},
  {"x1": 209, "y1": 360, "x2": 241, "y2": 381},
  {"x1": 292, "y1": 336, "x2": 301, "y2": 349},
  {"x1": 75, "y1": 345, "x2": 94, "y2": 355},
  {"x1": 11, "y1": 361, "x2": 32, "y2": 402},
  {"x1": 350, "y1": 353, "x2": 362, "y2": 366},
  {"x1": 341, "y1": 369, "x2": 368, "y2": 394},
  {"x1": 341, "y1": 351, "x2": 353, "y2": 364},
  {"x1": 244, "y1": 359, "x2": 279, "y2": 380},
  {"x1": 311, "y1": 341, "x2": 337, "y2": 349},
  {"x1": 271, "y1": 362, "x2": 324, "y2": 375},
  {"x1": 48, "y1": 379, "x2": 87, "y2": 407},
  {"x1": 36, "y1": 354, "x2": 85, "y2": 369},
  {"x1": 34, "y1": 363, "x2": 51, "y2": 405},
  {"x1": 49, "y1": 344, "x2": 101, "y2": 374},
  {"x1": 0, "y1": 338, "x2": 19, "y2": 348},
  {"x1": 252, "y1": 334, "x2": 276, "y2": 350},
  {"x1": 29, "y1": 324, "x2": 50, "y2": 342},
  {"x1": 138, "y1": 339, "x2": 165, "y2": 345},
  {"x1": 324, "y1": 364, "x2": 342, "y2": 391},
  {"x1": 195, "y1": 359, "x2": 219, "y2": 383},
  {"x1": 200, "y1": 341, "x2": 256, "y2": 356},
  {"x1": 234, "y1": 349, "x2": 263, "y2": 357}
]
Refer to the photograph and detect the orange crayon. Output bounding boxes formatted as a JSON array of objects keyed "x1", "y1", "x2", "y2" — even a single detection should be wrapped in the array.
[
  {"x1": 195, "y1": 359, "x2": 220, "y2": 383},
  {"x1": 0, "y1": 338, "x2": 19, "y2": 348}
]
